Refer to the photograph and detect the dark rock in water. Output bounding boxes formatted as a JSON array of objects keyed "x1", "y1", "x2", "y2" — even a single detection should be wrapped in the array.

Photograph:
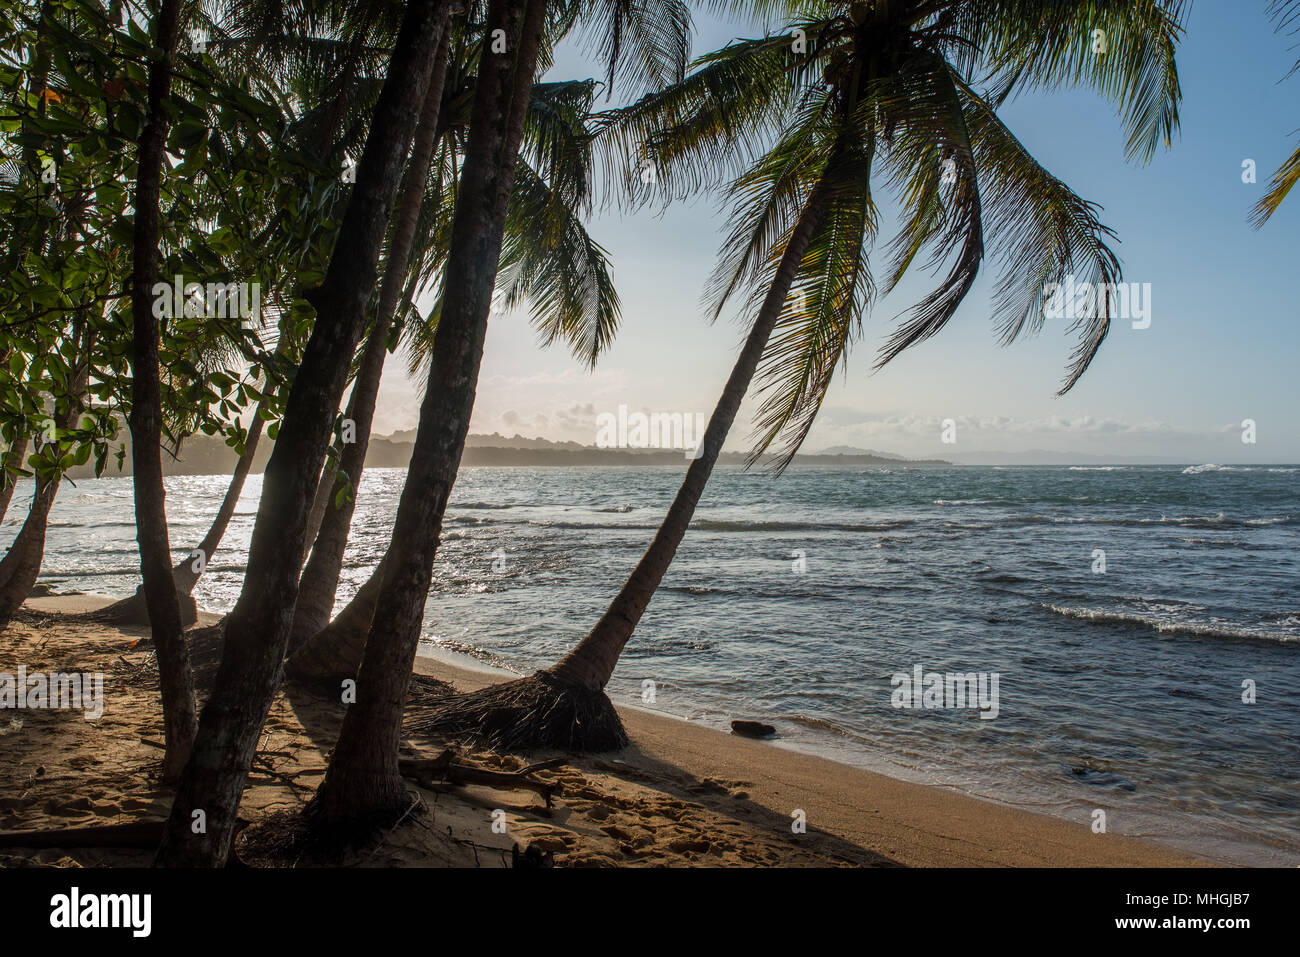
[
  {"x1": 731, "y1": 720, "x2": 776, "y2": 738},
  {"x1": 1065, "y1": 764, "x2": 1137, "y2": 791},
  {"x1": 28, "y1": 583, "x2": 58, "y2": 598}
]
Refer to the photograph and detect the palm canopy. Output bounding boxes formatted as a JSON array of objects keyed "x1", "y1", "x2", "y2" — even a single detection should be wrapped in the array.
[
  {"x1": 402, "y1": 75, "x2": 621, "y2": 373},
  {"x1": 214, "y1": 0, "x2": 692, "y2": 376},
  {"x1": 598, "y1": 0, "x2": 1185, "y2": 468},
  {"x1": 1252, "y1": 0, "x2": 1300, "y2": 226}
]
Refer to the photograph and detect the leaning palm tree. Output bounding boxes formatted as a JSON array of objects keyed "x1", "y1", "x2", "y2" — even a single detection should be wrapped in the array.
[
  {"x1": 269, "y1": 2, "x2": 648, "y2": 654},
  {"x1": 306, "y1": 0, "x2": 693, "y2": 835},
  {"x1": 156, "y1": 0, "x2": 455, "y2": 867},
  {"x1": 1252, "y1": 0, "x2": 1300, "y2": 226},
  {"x1": 287, "y1": 74, "x2": 624, "y2": 676},
  {"x1": 286, "y1": 0, "x2": 690, "y2": 669},
  {"x1": 127, "y1": 0, "x2": 200, "y2": 782},
  {"x1": 414, "y1": 0, "x2": 1188, "y2": 750}
]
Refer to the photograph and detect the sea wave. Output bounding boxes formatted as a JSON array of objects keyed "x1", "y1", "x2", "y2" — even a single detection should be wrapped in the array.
[
  {"x1": 785, "y1": 714, "x2": 852, "y2": 736},
  {"x1": 1042, "y1": 603, "x2": 1298, "y2": 644},
  {"x1": 1012, "y1": 512, "x2": 1294, "y2": 529},
  {"x1": 662, "y1": 585, "x2": 717, "y2": 596},
  {"x1": 691, "y1": 519, "x2": 914, "y2": 533},
  {"x1": 1180, "y1": 465, "x2": 1298, "y2": 475}
]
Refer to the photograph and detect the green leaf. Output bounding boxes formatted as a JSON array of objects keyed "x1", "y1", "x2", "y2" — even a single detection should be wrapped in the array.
[{"x1": 170, "y1": 120, "x2": 208, "y2": 151}]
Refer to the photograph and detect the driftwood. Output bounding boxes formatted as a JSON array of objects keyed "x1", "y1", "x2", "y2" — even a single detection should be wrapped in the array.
[
  {"x1": 0, "y1": 751, "x2": 565, "y2": 856},
  {"x1": 0, "y1": 818, "x2": 250, "y2": 861},
  {"x1": 0, "y1": 820, "x2": 165, "y2": 849},
  {"x1": 398, "y1": 752, "x2": 565, "y2": 808}
]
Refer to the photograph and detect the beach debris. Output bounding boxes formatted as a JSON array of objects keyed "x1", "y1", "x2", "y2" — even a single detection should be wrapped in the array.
[
  {"x1": 0, "y1": 817, "x2": 250, "y2": 861},
  {"x1": 730, "y1": 720, "x2": 776, "y2": 739},
  {"x1": 399, "y1": 750, "x2": 567, "y2": 808},
  {"x1": 510, "y1": 842, "x2": 555, "y2": 868},
  {"x1": 410, "y1": 671, "x2": 628, "y2": 752}
]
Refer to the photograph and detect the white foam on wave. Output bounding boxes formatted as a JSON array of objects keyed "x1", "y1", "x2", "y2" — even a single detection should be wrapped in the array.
[{"x1": 1042, "y1": 603, "x2": 1298, "y2": 644}]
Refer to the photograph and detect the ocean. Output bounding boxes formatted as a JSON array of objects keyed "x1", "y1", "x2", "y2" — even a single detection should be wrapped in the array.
[{"x1": 10, "y1": 462, "x2": 1298, "y2": 864}]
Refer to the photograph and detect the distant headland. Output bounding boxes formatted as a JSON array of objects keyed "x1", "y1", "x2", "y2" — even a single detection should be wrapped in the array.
[{"x1": 66, "y1": 430, "x2": 950, "y2": 478}]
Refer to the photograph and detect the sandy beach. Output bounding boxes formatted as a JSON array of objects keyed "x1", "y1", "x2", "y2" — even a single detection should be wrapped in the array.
[{"x1": 0, "y1": 595, "x2": 1207, "y2": 868}]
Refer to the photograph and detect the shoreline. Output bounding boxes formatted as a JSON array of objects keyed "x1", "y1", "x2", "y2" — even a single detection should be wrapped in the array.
[
  {"x1": 8, "y1": 594, "x2": 1223, "y2": 866},
  {"x1": 415, "y1": 642, "x2": 1285, "y2": 867},
  {"x1": 410, "y1": 652, "x2": 1216, "y2": 868}
]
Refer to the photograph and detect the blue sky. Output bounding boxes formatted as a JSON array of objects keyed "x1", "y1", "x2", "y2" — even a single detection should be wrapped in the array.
[{"x1": 372, "y1": 2, "x2": 1300, "y2": 463}]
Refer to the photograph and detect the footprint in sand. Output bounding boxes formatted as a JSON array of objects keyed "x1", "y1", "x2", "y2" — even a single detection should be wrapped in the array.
[{"x1": 666, "y1": 837, "x2": 713, "y2": 855}]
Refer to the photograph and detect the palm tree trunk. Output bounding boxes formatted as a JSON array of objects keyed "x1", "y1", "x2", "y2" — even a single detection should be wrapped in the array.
[
  {"x1": 309, "y1": 0, "x2": 547, "y2": 832},
  {"x1": 95, "y1": 397, "x2": 264, "y2": 629},
  {"x1": 172, "y1": 410, "x2": 265, "y2": 595},
  {"x1": 289, "y1": 549, "x2": 389, "y2": 677},
  {"x1": 128, "y1": 0, "x2": 196, "y2": 783},
  {"x1": 0, "y1": 435, "x2": 30, "y2": 528},
  {"x1": 413, "y1": 169, "x2": 836, "y2": 753},
  {"x1": 549, "y1": 195, "x2": 830, "y2": 691},
  {"x1": 129, "y1": 0, "x2": 195, "y2": 780},
  {"x1": 155, "y1": 0, "x2": 452, "y2": 868},
  {"x1": 289, "y1": 32, "x2": 452, "y2": 653},
  {"x1": 300, "y1": 457, "x2": 335, "y2": 568},
  {"x1": 0, "y1": 472, "x2": 59, "y2": 625}
]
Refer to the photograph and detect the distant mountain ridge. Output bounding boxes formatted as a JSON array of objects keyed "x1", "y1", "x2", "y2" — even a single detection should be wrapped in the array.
[{"x1": 66, "y1": 430, "x2": 950, "y2": 477}]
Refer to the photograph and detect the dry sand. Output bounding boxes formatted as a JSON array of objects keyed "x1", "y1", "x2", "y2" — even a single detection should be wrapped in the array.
[{"x1": 0, "y1": 595, "x2": 1208, "y2": 867}]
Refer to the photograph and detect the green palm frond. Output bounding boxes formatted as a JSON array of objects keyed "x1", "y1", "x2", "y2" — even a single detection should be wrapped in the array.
[
  {"x1": 957, "y1": 0, "x2": 1186, "y2": 163},
  {"x1": 703, "y1": 86, "x2": 836, "y2": 323},
  {"x1": 1252, "y1": 138, "x2": 1300, "y2": 227},
  {"x1": 747, "y1": 132, "x2": 877, "y2": 470},
  {"x1": 951, "y1": 72, "x2": 1121, "y2": 393},
  {"x1": 522, "y1": 79, "x2": 599, "y2": 212},
  {"x1": 593, "y1": 22, "x2": 831, "y2": 209},
  {"x1": 566, "y1": 0, "x2": 692, "y2": 96},
  {"x1": 1252, "y1": 0, "x2": 1300, "y2": 226},
  {"x1": 700, "y1": 0, "x2": 837, "y2": 24},
  {"x1": 872, "y1": 62, "x2": 984, "y2": 375},
  {"x1": 498, "y1": 160, "x2": 620, "y2": 367},
  {"x1": 402, "y1": 85, "x2": 618, "y2": 373}
]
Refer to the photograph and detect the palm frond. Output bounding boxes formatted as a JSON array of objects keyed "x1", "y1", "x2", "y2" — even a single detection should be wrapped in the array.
[{"x1": 955, "y1": 0, "x2": 1186, "y2": 163}]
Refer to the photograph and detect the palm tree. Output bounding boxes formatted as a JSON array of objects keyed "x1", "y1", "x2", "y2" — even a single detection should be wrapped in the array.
[
  {"x1": 287, "y1": 1, "x2": 686, "y2": 666},
  {"x1": 287, "y1": 26, "x2": 454, "y2": 651},
  {"x1": 1252, "y1": 0, "x2": 1300, "y2": 226},
  {"x1": 305, "y1": 0, "x2": 692, "y2": 835},
  {"x1": 127, "y1": 0, "x2": 198, "y2": 782},
  {"x1": 287, "y1": 75, "x2": 624, "y2": 677},
  {"x1": 306, "y1": 0, "x2": 552, "y2": 834},
  {"x1": 415, "y1": 0, "x2": 1188, "y2": 750},
  {"x1": 156, "y1": 0, "x2": 455, "y2": 867}
]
